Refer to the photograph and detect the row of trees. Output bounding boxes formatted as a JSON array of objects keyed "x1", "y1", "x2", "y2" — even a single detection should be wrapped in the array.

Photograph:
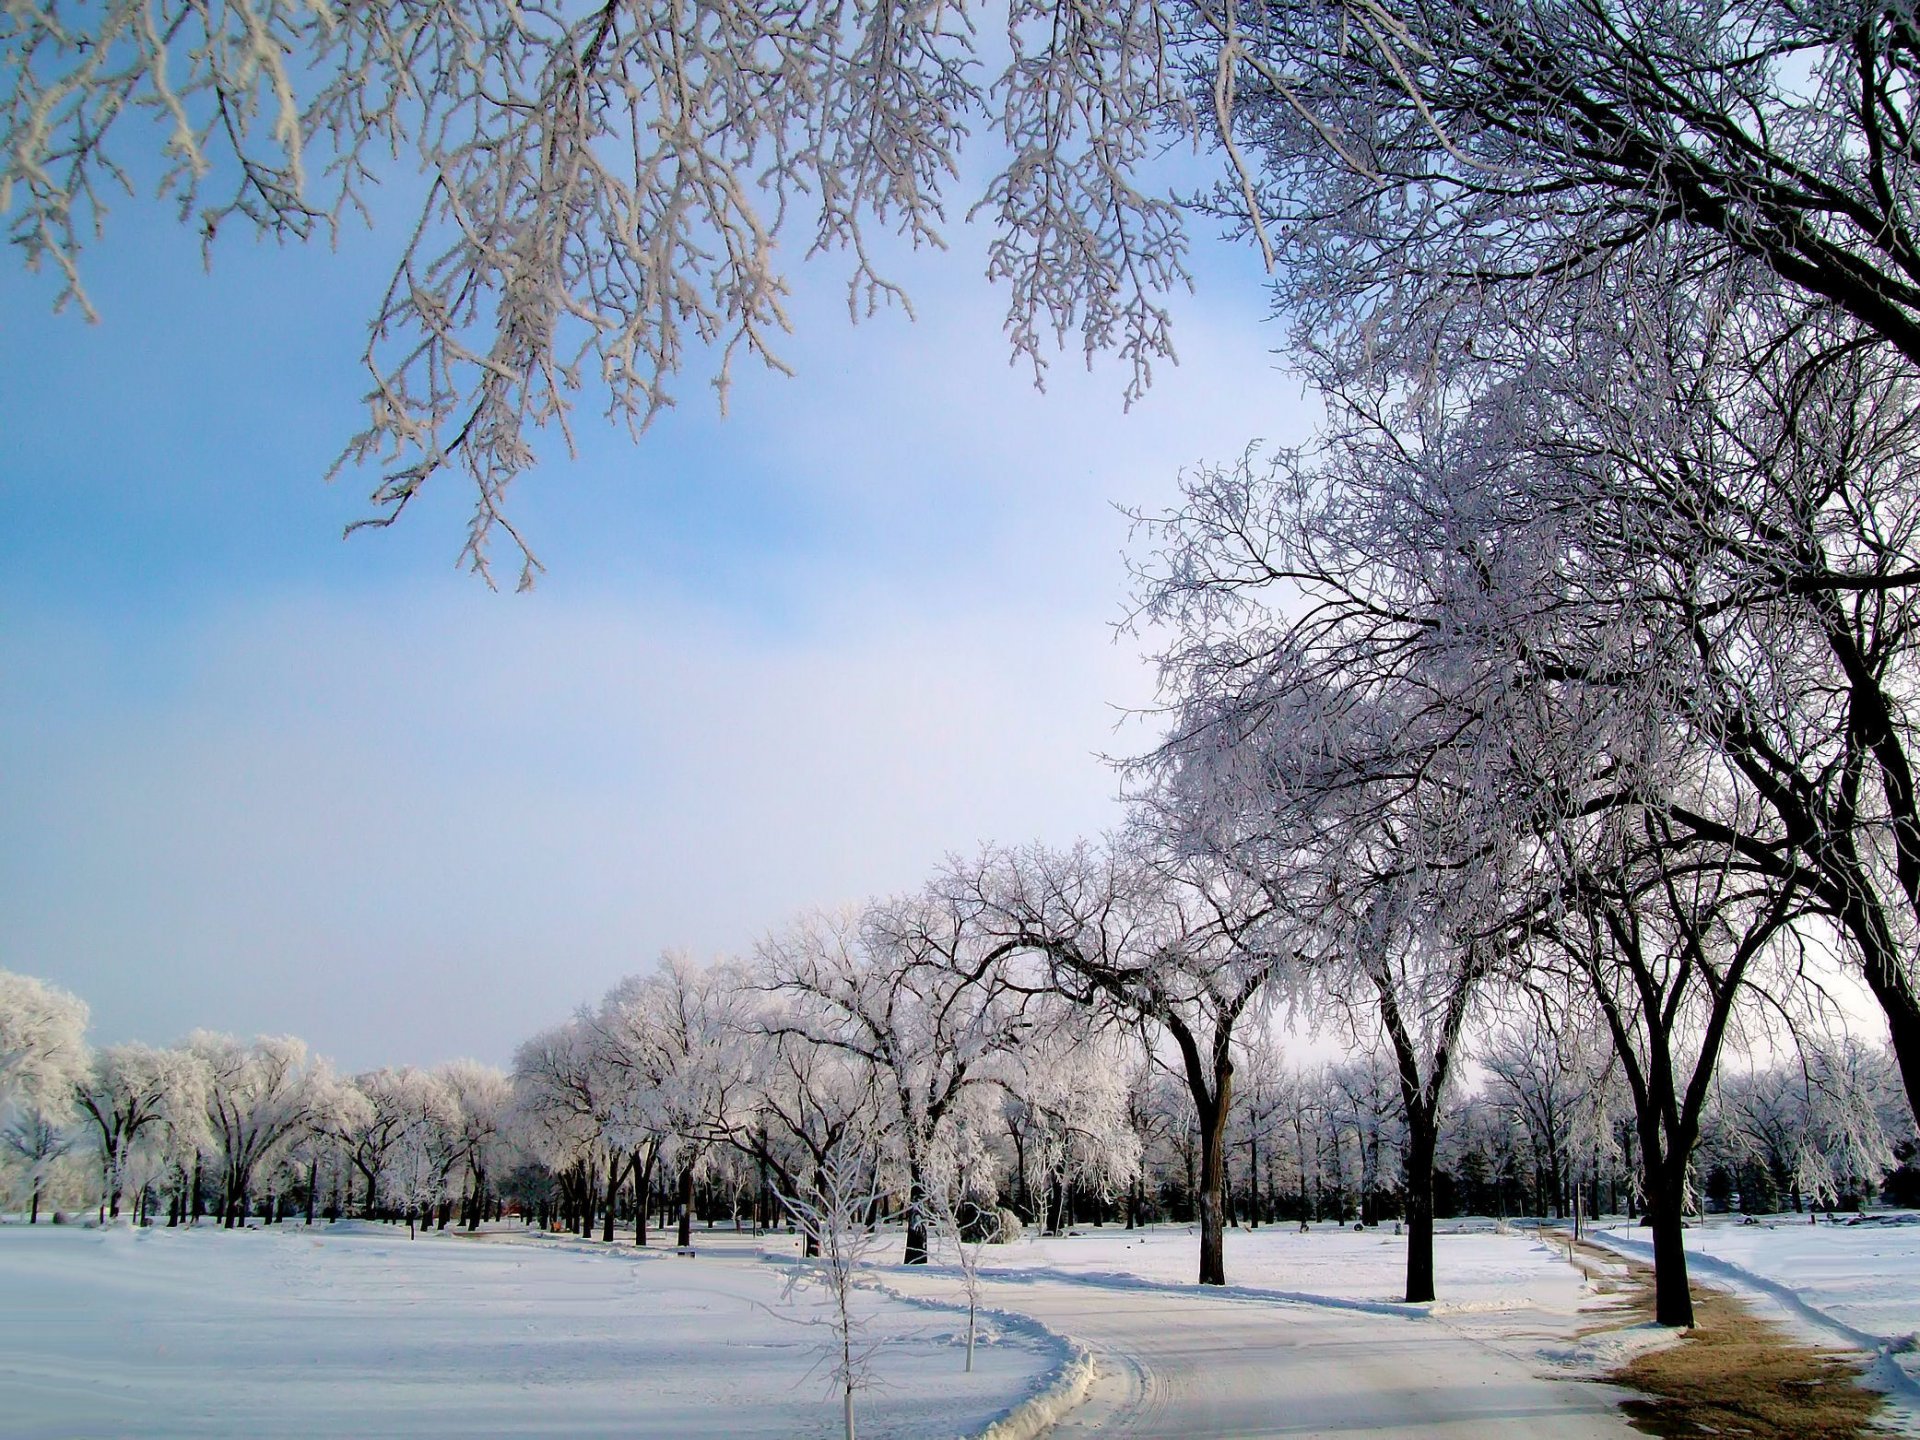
[
  {"x1": 0, "y1": 970, "x2": 512, "y2": 1232},
  {"x1": 7, "y1": 929, "x2": 1909, "y2": 1272}
]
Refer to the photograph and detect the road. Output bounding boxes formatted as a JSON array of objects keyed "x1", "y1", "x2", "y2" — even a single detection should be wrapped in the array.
[{"x1": 883, "y1": 1270, "x2": 1640, "y2": 1438}]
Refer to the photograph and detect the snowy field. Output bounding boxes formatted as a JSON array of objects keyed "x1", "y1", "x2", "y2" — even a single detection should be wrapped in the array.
[
  {"x1": 0, "y1": 1221, "x2": 1063, "y2": 1440},
  {"x1": 963, "y1": 1217, "x2": 1594, "y2": 1312},
  {"x1": 16, "y1": 1214, "x2": 1912, "y2": 1439}
]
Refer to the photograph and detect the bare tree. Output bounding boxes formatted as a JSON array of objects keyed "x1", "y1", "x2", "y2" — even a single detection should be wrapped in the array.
[
  {"x1": 1216, "y1": 0, "x2": 1920, "y2": 384},
  {"x1": 959, "y1": 840, "x2": 1283, "y2": 1285},
  {"x1": 778, "y1": 1133, "x2": 887, "y2": 1440},
  {"x1": 761, "y1": 897, "x2": 1033, "y2": 1266},
  {"x1": 1537, "y1": 802, "x2": 1809, "y2": 1326}
]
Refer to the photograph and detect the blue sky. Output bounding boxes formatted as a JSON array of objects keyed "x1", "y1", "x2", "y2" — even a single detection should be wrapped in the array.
[{"x1": 1, "y1": 169, "x2": 1312, "y2": 1071}]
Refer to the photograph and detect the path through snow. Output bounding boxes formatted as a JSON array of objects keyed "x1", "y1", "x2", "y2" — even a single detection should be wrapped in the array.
[{"x1": 876, "y1": 1224, "x2": 1642, "y2": 1438}]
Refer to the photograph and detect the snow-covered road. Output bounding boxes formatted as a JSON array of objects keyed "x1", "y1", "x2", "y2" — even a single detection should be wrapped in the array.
[
  {"x1": 1037, "y1": 1290, "x2": 1629, "y2": 1437},
  {"x1": 880, "y1": 1246, "x2": 1640, "y2": 1438}
]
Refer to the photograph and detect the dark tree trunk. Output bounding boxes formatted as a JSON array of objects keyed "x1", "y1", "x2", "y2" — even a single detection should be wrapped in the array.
[
  {"x1": 1853, "y1": 920, "x2": 1920, "y2": 1133},
  {"x1": 1647, "y1": 1171, "x2": 1694, "y2": 1328},
  {"x1": 1249, "y1": 1131, "x2": 1261, "y2": 1230},
  {"x1": 903, "y1": 1165, "x2": 929, "y2": 1265},
  {"x1": 1403, "y1": 1112, "x2": 1438, "y2": 1304},
  {"x1": 677, "y1": 1162, "x2": 695, "y2": 1249},
  {"x1": 602, "y1": 1158, "x2": 622, "y2": 1243},
  {"x1": 1197, "y1": 1096, "x2": 1228, "y2": 1286}
]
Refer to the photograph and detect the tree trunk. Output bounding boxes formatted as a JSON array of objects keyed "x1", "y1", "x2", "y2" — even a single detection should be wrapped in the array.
[
  {"x1": 1249, "y1": 1132, "x2": 1261, "y2": 1230},
  {"x1": 1855, "y1": 925, "x2": 1920, "y2": 1135},
  {"x1": 677, "y1": 1162, "x2": 695, "y2": 1249},
  {"x1": 1197, "y1": 1099, "x2": 1228, "y2": 1286},
  {"x1": 1648, "y1": 1177, "x2": 1694, "y2": 1328},
  {"x1": 602, "y1": 1158, "x2": 621, "y2": 1243},
  {"x1": 1403, "y1": 1110, "x2": 1438, "y2": 1304},
  {"x1": 903, "y1": 1165, "x2": 930, "y2": 1265}
]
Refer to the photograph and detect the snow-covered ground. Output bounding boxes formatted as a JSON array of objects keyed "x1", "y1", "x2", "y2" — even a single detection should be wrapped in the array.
[
  {"x1": 1590, "y1": 1212, "x2": 1920, "y2": 1428},
  {"x1": 964, "y1": 1217, "x2": 1590, "y2": 1310},
  {"x1": 28, "y1": 1215, "x2": 1909, "y2": 1439},
  {"x1": 0, "y1": 1221, "x2": 1063, "y2": 1439}
]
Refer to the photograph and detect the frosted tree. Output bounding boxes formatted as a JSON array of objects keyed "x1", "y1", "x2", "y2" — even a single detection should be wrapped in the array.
[
  {"x1": 437, "y1": 1060, "x2": 514, "y2": 1229},
  {"x1": 761, "y1": 895, "x2": 1034, "y2": 1266},
  {"x1": 384, "y1": 1069, "x2": 463, "y2": 1235},
  {"x1": 1222, "y1": 1031, "x2": 1286, "y2": 1227},
  {"x1": 920, "y1": 1086, "x2": 1020, "y2": 1375},
  {"x1": 1479, "y1": 987, "x2": 1624, "y2": 1230},
  {"x1": 590, "y1": 954, "x2": 752, "y2": 1248},
  {"x1": 1797, "y1": 1037, "x2": 1903, "y2": 1210},
  {"x1": 75, "y1": 1043, "x2": 209, "y2": 1221},
  {"x1": 1202, "y1": 9, "x2": 1920, "y2": 1138},
  {"x1": 511, "y1": 1018, "x2": 627, "y2": 1238},
  {"x1": 335, "y1": 1067, "x2": 425, "y2": 1217},
  {"x1": 189, "y1": 1031, "x2": 329, "y2": 1227},
  {"x1": 1533, "y1": 797, "x2": 1810, "y2": 1325},
  {"x1": 1121, "y1": 228, "x2": 1920, "y2": 1317},
  {"x1": 1000, "y1": 1028, "x2": 1141, "y2": 1236},
  {"x1": 0, "y1": 969, "x2": 89, "y2": 1121},
  {"x1": 958, "y1": 839, "x2": 1286, "y2": 1285},
  {"x1": 1117, "y1": 1048, "x2": 1187, "y2": 1228},
  {"x1": 726, "y1": 1025, "x2": 883, "y2": 1258},
  {"x1": 1212, "y1": 0, "x2": 1920, "y2": 391},
  {"x1": 288, "y1": 1071, "x2": 367, "y2": 1224},
  {"x1": 1126, "y1": 445, "x2": 1546, "y2": 1299},
  {"x1": 1, "y1": 1105, "x2": 75, "y2": 1223},
  {"x1": 1709, "y1": 1039, "x2": 1910, "y2": 1213},
  {"x1": 4, "y1": 0, "x2": 1204, "y2": 585},
  {"x1": 778, "y1": 1133, "x2": 886, "y2": 1440}
]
